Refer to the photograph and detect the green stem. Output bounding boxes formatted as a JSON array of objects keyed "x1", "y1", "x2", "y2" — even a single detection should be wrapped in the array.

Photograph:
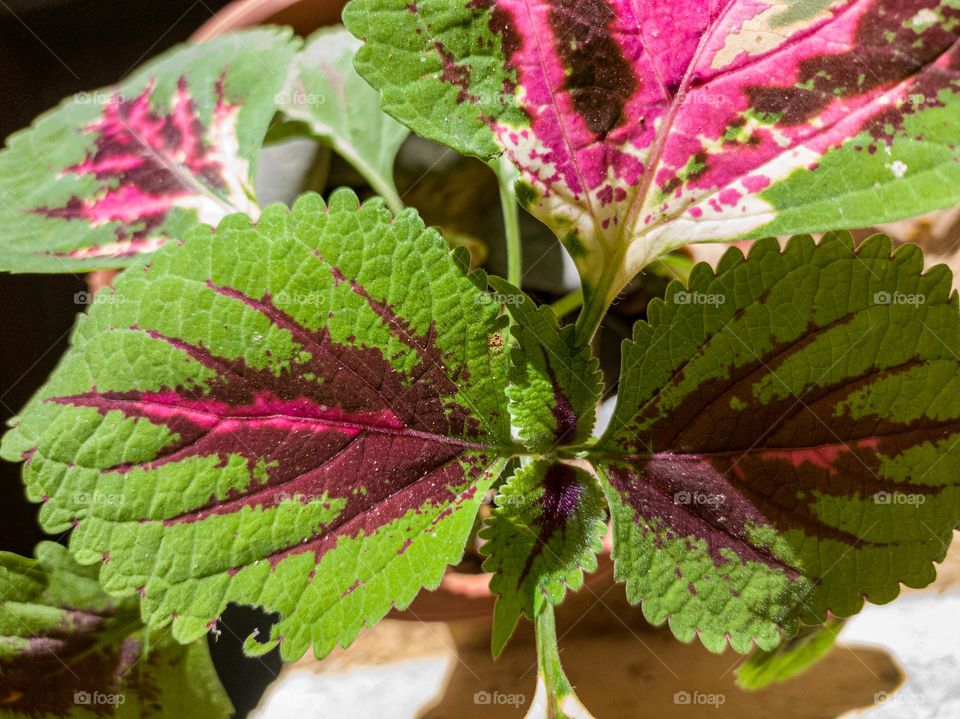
[
  {"x1": 549, "y1": 290, "x2": 584, "y2": 319},
  {"x1": 572, "y1": 244, "x2": 627, "y2": 348},
  {"x1": 536, "y1": 605, "x2": 566, "y2": 704},
  {"x1": 364, "y1": 169, "x2": 406, "y2": 217},
  {"x1": 492, "y1": 156, "x2": 523, "y2": 287},
  {"x1": 334, "y1": 141, "x2": 406, "y2": 216},
  {"x1": 572, "y1": 287, "x2": 609, "y2": 349},
  {"x1": 649, "y1": 252, "x2": 695, "y2": 283},
  {"x1": 534, "y1": 605, "x2": 593, "y2": 719}
]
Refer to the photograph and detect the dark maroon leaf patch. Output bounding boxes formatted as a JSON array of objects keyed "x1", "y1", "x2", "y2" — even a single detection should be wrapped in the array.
[
  {"x1": 50, "y1": 279, "x2": 491, "y2": 567},
  {"x1": 596, "y1": 235, "x2": 960, "y2": 651}
]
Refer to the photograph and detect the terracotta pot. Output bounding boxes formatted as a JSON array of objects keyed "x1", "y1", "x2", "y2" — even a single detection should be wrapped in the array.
[{"x1": 191, "y1": 0, "x2": 347, "y2": 40}]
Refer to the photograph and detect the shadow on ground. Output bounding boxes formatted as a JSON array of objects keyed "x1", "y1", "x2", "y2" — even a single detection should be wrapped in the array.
[{"x1": 424, "y1": 583, "x2": 900, "y2": 719}]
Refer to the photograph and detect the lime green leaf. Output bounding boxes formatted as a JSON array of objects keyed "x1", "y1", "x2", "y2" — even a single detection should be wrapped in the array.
[
  {"x1": 0, "y1": 543, "x2": 231, "y2": 719},
  {"x1": 0, "y1": 29, "x2": 299, "y2": 272},
  {"x1": 277, "y1": 27, "x2": 409, "y2": 213},
  {"x1": 2, "y1": 191, "x2": 514, "y2": 662},
  {"x1": 736, "y1": 619, "x2": 845, "y2": 690},
  {"x1": 594, "y1": 233, "x2": 960, "y2": 652},
  {"x1": 480, "y1": 461, "x2": 605, "y2": 656},
  {"x1": 488, "y1": 278, "x2": 601, "y2": 452}
]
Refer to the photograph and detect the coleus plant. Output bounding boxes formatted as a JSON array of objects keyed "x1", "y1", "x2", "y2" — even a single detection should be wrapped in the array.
[{"x1": 0, "y1": 1, "x2": 959, "y2": 717}]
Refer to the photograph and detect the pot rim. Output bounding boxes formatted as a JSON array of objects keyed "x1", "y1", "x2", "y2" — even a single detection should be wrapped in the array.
[{"x1": 192, "y1": 0, "x2": 346, "y2": 41}]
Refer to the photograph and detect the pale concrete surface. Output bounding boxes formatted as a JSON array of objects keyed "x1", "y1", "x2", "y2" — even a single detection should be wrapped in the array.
[{"x1": 840, "y1": 592, "x2": 960, "y2": 718}]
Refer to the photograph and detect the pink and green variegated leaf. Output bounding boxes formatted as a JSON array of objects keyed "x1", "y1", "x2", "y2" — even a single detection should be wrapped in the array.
[
  {"x1": 592, "y1": 233, "x2": 960, "y2": 653},
  {"x1": 480, "y1": 461, "x2": 606, "y2": 656},
  {"x1": 0, "y1": 191, "x2": 514, "y2": 661},
  {"x1": 0, "y1": 29, "x2": 298, "y2": 272},
  {"x1": 345, "y1": 1, "x2": 960, "y2": 335},
  {"x1": 0, "y1": 542, "x2": 232, "y2": 718},
  {"x1": 487, "y1": 278, "x2": 601, "y2": 452}
]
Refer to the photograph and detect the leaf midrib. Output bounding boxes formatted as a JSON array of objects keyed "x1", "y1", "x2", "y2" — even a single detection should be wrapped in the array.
[
  {"x1": 64, "y1": 394, "x2": 497, "y2": 452},
  {"x1": 108, "y1": 91, "x2": 240, "y2": 217}
]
